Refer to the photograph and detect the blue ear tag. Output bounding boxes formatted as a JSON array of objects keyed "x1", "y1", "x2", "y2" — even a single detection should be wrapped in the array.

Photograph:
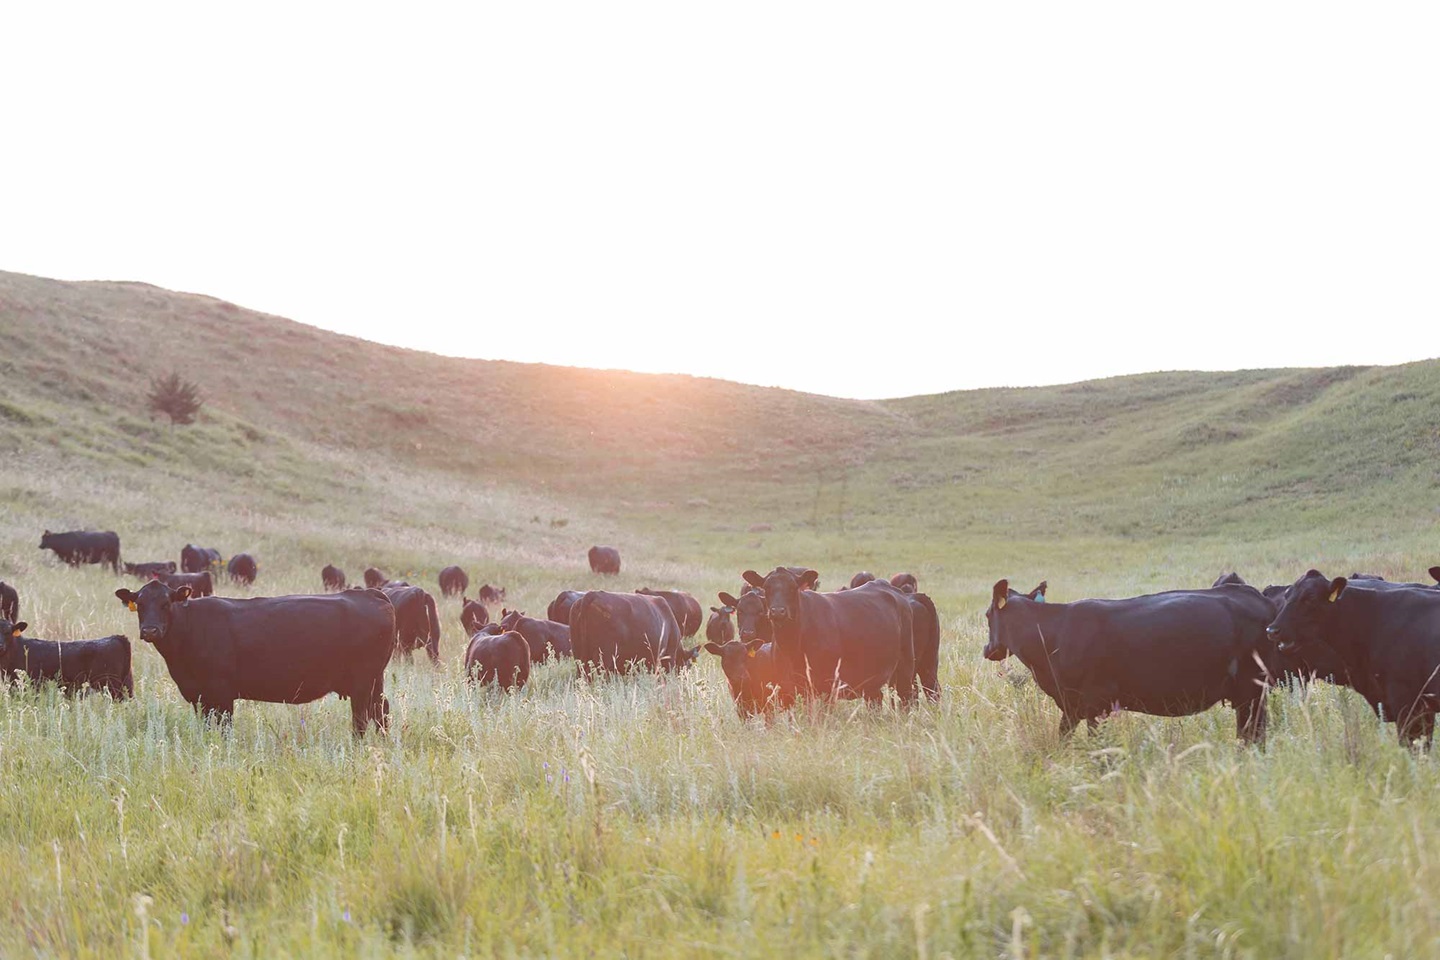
[{"x1": 1035, "y1": 593, "x2": 1045, "y2": 603}]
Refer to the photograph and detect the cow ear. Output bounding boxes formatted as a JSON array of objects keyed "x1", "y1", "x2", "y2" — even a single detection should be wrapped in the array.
[
  {"x1": 1028, "y1": 580, "x2": 1048, "y2": 603},
  {"x1": 1430, "y1": 566, "x2": 1440, "y2": 584},
  {"x1": 718, "y1": 592, "x2": 738, "y2": 607},
  {"x1": 172, "y1": 586, "x2": 193, "y2": 603},
  {"x1": 992, "y1": 579, "x2": 1010, "y2": 610},
  {"x1": 1328, "y1": 577, "x2": 1347, "y2": 603},
  {"x1": 115, "y1": 589, "x2": 137, "y2": 607},
  {"x1": 744, "y1": 638, "x2": 765, "y2": 651},
  {"x1": 704, "y1": 642, "x2": 724, "y2": 656},
  {"x1": 742, "y1": 570, "x2": 765, "y2": 589},
  {"x1": 798, "y1": 569, "x2": 819, "y2": 590},
  {"x1": 710, "y1": 606, "x2": 720, "y2": 613},
  {"x1": 11, "y1": 622, "x2": 26, "y2": 637}
]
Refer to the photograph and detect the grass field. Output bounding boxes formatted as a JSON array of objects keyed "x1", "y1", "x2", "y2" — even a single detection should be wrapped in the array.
[{"x1": 1, "y1": 270, "x2": 1439, "y2": 956}]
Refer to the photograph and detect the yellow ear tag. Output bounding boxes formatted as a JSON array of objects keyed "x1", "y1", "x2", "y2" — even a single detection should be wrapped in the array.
[
  {"x1": 128, "y1": 602, "x2": 137, "y2": 612},
  {"x1": 747, "y1": 649, "x2": 757, "y2": 658},
  {"x1": 1328, "y1": 587, "x2": 1340, "y2": 603},
  {"x1": 996, "y1": 595, "x2": 1007, "y2": 610},
  {"x1": 10, "y1": 629, "x2": 19, "y2": 638}
]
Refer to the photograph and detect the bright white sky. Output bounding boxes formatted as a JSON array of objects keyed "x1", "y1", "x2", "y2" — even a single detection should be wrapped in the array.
[{"x1": 3, "y1": 3, "x2": 1437, "y2": 399}]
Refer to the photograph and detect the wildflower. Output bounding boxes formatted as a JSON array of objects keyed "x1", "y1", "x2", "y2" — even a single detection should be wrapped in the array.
[
  {"x1": 343, "y1": 909, "x2": 351, "y2": 923},
  {"x1": 181, "y1": 913, "x2": 189, "y2": 925}
]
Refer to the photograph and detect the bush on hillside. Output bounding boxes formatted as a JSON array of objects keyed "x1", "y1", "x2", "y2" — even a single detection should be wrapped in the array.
[{"x1": 146, "y1": 372, "x2": 204, "y2": 426}]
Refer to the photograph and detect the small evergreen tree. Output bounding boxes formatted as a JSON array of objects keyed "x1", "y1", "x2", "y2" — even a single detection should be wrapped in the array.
[{"x1": 147, "y1": 372, "x2": 204, "y2": 425}]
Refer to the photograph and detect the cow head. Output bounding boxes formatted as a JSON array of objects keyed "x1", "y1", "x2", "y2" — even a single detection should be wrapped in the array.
[
  {"x1": 850, "y1": 571, "x2": 876, "y2": 589},
  {"x1": 499, "y1": 608, "x2": 524, "y2": 630},
  {"x1": 1212, "y1": 572, "x2": 1247, "y2": 588},
  {"x1": 115, "y1": 579, "x2": 192, "y2": 644},
  {"x1": 38, "y1": 531, "x2": 52, "y2": 549},
  {"x1": 1266, "y1": 570, "x2": 1346, "y2": 653},
  {"x1": 743, "y1": 567, "x2": 817, "y2": 622},
  {"x1": 705, "y1": 637, "x2": 767, "y2": 698},
  {"x1": 0, "y1": 620, "x2": 27, "y2": 657},
  {"x1": 719, "y1": 591, "x2": 767, "y2": 642},
  {"x1": 676, "y1": 644, "x2": 701, "y2": 670},
  {"x1": 363, "y1": 568, "x2": 387, "y2": 589},
  {"x1": 983, "y1": 578, "x2": 1047, "y2": 661}
]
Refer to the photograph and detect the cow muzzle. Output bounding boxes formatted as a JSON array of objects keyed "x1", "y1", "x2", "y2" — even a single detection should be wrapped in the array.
[
  {"x1": 983, "y1": 643, "x2": 1007, "y2": 662},
  {"x1": 139, "y1": 627, "x2": 162, "y2": 643}
]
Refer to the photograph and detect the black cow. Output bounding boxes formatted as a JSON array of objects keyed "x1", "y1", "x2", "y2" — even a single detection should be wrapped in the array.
[
  {"x1": 984, "y1": 579, "x2": 1278, "y2": 741},
  {"x1": 849, "y1": 571, "x2": 876, "y2": 589},
  {"x1": 1211, "y1": 572, "x2": 1247, "y2": 587},
  {"x1": 460, "y1": 597, "x2": 490, "y2": 635},
  {"x1": 322, "y1": 565, "x2": 347, "y2": 591},
  {"x1": 478, "y1": 583, "x2": 506, "y2": 605},
  {"x1": 498, "y1": 608, "x2": 573, "y2": 662},
  {"x1": 568, "y1": 590, "x2": 688, "y2": 674},
  {"x1": 889, "y1": 572, "x2": 918, "y2": 594},
  {"x1": 719, "y1": 590, "x2": 772, "y2": 646},
  {"x1": 588, "y1": 546, "x2": 621, "y2": 575},
  {"x1": 742, "y1": 567, "x2": 916, "y2": 705},
  {"x1": 40, "y1": 530, "x2": 120, "y2": 572},
  {"x1": 464, "y1": 630, "x2": 530, "y2": 690},
  {"x1": 125, "y1": 561, "x2": 177, "y2": 579},
  {"x1": 363, "y1": 567, "x2": 389, "y2": 589},
  {"x1": 180, "y1": 544, "x2": 221, "y2": 574},
  {"x1": 0, "y1": 581, "x2": 16, "y2": 622},
  {"x1": 1344, "y1": 571, "x2": 1440, "y2": 591},
  {"x1": 705, "y1": 638, "x2": 778, "y2": 717},
  {"x1": 547, "y1": 590, "x2": 585, "y2": 625},
  {"x1": 116, "y1": 581, "x2": 391, "y2": 731},
  {"x1": 705, "y1": 605, "x2": 735, "y2": 646},
  {"x1": 0, "y1": 620, "x2": 132, "y2": 698},
  {"x1": 160, "y1": 571, "x2": 214, "y2": 598},
  {"x1": 1268, "y1": 570, "x2": 1440, "y2": 744},
  {"x1": 227, "y1": 553, "x2": 257, "y2": 586},
  {"x1": 439, "y1": 566, "x2": 469, "y2": 597},
  {"x1": 381, "y1": 584, "x2": 440, "y2": 664},
  {"x1": 637, "y1": 588, "x2": 703, "y2": 638}
]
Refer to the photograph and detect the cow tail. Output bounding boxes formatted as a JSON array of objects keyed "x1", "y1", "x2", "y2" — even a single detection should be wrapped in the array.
[
  {"x1": 570, "y1": 593, "x2": 593, "y2": 673},
  {"x1": 913, "y1": 592, "x2": 941, "y2": 702},
  {"x1": 424, "y1": 591, "x2": 441, "y2": 662}
]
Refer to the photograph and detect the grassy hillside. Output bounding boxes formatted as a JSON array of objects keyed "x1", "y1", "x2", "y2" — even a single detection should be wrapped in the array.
[{"x1": 2, "y1": 269, "x2": 1440, "y2": 956}]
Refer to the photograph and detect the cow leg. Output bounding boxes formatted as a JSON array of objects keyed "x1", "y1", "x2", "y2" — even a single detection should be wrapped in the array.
[
  {"x1": 1059, "y1": 713, "x2": 1080, "y2": 737},
  {"x1": 1236, "y1": 697, "x2": 1267, "y2": 744},
  {"x1": 1396, "y1": 708, "x2": 1433, "y2": 749},
  {"x1": 426, "y1": 642, "x2": 440, "y2": 666},
  {"x1": 1085, "y1": 717, "x2": 1099, "y2": 733}
]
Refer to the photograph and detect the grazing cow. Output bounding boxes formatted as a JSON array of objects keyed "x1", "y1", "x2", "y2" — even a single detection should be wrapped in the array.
[
  {"x1": 438, "y1": 566, "x2": 469, "y2": 597},
  {"x1": 159, "y1": 570, "x2": 214, "y2": 597},
  {"x1": 478, "y1": 583, "x2": 506, "y2": 605},
  {"x1": 227, "y1": 553, "x2": 257, "y2": 586},
  {"x1": 40, "y1": 530, "x2": 121, "y2": 572},
  {"x1": 984, "y1": 578, "x2": 1278, "y2": 741},
  {"x1": 460, "y1": 597, "x2": 490, "y2": 635},
  {"x1": 498, "y1": 608, "x2": 573, "y2": 662},
  {"x1": 705, "y1": 639, "x2": 779, "y2": 717},
  {"x1": 363, "y1": 567, "x2": 388, "y2": 589},
  {"x1": 0, "y1": 581, "x2": 16, "y2": 622},
  {"x1": 568, "y1": 590, "x2": 688, "y2": 674},
  {"x1": 114, "y1": 580, "x2": 392, "y2": 732},
  {"x1": 849, "y1": 571, "x2": 876, "y2": 589},
  {"x1": 0, "y1": 620, "x2": 133, "y2": 698},
  {"x1": 741, "y1": 567, "x2": 916, "y2": 705},
  {"x1": 1345, "y1": 571, "x2": 1440, "y2": 591},
  {"x1": 1267, "y1": 571, "x2": 1440, "y2": 744},
  {"x1": 637, "y1": 588, "x2": 703, "y2": 638},
  {"x1": 321, "y1": 565, "x2": 347, "y2": 591},
  {"x1": 125, "y1": 561, "x2": 177, "y2": 579},
  {"x1": 381, "y1": 584, "x2": 441, "y2": 664},
  {"x1": 705, "y1": 605, "x2": 735, "y2": 646},
  {"x1": 889, "y1": 572, "x2": 918, "y2": 594},
  {"x1": 588, "y1": 545, "x2": 621, "y2": 575},
  {"x1": 464, "y1": 630, "x2": 530, "y2": 690},
  {"x1": 180, "y1": 544, "x2": 221, "y2": 574},
  {"x1": 547, "y1": 590, "x2": 585, "y2": 625}
]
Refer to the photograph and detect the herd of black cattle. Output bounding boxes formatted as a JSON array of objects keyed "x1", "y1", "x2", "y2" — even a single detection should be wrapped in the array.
[{"x1": 9, "y1": 530, "x2": 1440, "y2": 747}]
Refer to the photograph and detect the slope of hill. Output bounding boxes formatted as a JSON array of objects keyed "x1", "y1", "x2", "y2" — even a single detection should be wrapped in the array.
[{"x1": 2, "y1": 266, "x2": 1438, "y2": 591}]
